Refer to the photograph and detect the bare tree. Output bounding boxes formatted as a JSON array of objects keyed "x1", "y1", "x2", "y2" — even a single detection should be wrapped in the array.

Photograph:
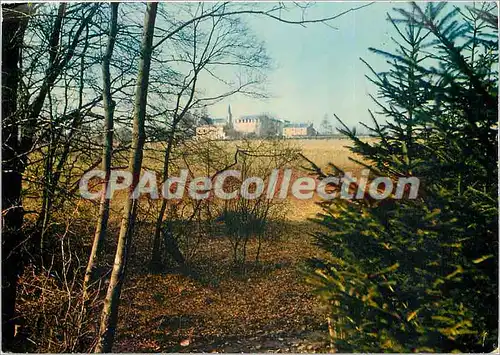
[
  {"x1": 82, "y1": 2, "x2": 119, "y2": 302},
  {"x1": 2, "y1": 5, "x2": 102, "y2": 346},
  {"x1": 320, "y1": 114, "x2": 334, "y2": 135},
  {"x1": 95, "y1": 3, "x2": 158, "y2": 352},
  {"x1": 149, "y1": 4, "x2": 270, "y2": 268}
]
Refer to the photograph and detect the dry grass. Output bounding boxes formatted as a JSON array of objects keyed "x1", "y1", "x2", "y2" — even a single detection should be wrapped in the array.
[
  {"x1": 111, "y1": 138, "x2": 366, "y2": 352},
  {"x1": 286, "y1": 138, "x2": 373, "y2": 222},
  {"x1": 19, "y1": 137, "x2": 368, "y2": 352},
  {"x1": 295, "y1": 138, "x2": 361, "y2": 172},
  {"x1": 116, "y1": 221, "x2": 330, "y2": 353}
]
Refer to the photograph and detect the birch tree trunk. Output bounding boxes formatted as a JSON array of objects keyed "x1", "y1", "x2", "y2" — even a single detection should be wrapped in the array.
[
  {"x1": 83, "y1": 2, "x2": 119, "y2": 302},
  {"x1": 95, "y1": 3, "x2": 158, "y2": 352}
]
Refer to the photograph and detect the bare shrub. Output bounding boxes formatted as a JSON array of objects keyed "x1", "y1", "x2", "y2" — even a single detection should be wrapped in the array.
[
  {"x1": 16, "y1": 241, "x2": 100, "y2": 352},
  {"x1": 15, "y1": 203, "x2": 103, "y2": 352},
  {"x1": 213, "y1": 138, "x2": 300, "y2": 269}
]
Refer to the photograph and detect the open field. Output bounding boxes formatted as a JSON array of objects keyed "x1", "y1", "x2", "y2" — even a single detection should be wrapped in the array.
[
  {"x1": 16, "y1": 136, "x2": 367, "y2": 352},
  {"x1": 112, "y1": 138, "x2": 360, "y2": 352},
  {"x1": 294, "y1": 138, "x2": 363, "y2": 172}
]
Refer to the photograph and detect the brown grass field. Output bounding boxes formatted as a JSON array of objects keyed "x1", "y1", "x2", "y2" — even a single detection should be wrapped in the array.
[
  {"x1": 113, "y1": 138, "x2": 367, "y2": 352},
  {"x1": 20, "y1": 138, "x2": 369, "y2": 353}
]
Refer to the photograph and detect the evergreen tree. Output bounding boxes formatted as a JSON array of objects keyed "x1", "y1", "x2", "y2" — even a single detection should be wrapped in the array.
[{"x1": 307, "y1": 3, "x2": 498, "y2": 352}]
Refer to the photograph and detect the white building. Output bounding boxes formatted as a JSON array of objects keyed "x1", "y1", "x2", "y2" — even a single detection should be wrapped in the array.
[
  {"x1": 195, "y1": 125, "x2": 226, "y2": 140},
  {"x1": 233, "y1": 114, "x2": 283, "y2": 137},
  {"x1": 283, "y1": 123, "x2": 316, "y2": 138}
]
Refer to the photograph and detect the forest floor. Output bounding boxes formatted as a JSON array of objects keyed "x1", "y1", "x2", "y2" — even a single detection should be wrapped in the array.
[
  {"x1": 16, "y1": 138, "x2": 362, "y2": 352},
  {"x1": 114, "y1": 220, "x2": 333, "y2": 353},
  {"x1": 111, "y1": 139, "x2": 362, "y2": 352}
]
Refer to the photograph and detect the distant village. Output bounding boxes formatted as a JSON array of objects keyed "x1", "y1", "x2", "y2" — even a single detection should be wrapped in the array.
[{"x1": 195, "y1": 105, "x2": 317, "y2": 140}]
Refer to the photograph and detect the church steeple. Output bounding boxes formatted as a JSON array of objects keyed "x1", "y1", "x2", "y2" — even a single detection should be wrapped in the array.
[{"x1": 227, "y1": 105, "x2": 233, "y2": 128}]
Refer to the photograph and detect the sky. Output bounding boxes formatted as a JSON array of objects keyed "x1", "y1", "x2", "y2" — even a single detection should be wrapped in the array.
[{"x1": 203, "y1": 2, "x2": 408, "y2": 131}]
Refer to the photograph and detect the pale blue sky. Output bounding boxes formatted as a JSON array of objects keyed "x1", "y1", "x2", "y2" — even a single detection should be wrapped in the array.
[{"x1": 205, "y1": 2, "x2": 408, "y2": 131}]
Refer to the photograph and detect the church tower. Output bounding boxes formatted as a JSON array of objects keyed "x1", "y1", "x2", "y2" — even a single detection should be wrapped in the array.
[{"x1": 227, "y1": 105, "x2": 233, "y2": 128}]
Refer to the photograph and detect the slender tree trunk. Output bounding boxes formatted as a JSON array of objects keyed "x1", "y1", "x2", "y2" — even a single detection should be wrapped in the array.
[
  {"x1": 151, "y1": 131, "x2": 185, "y2": 268},
  {"x1": 162, "y1": 221, "x2": 185, "y2": 265},
  {"x1": 1, "y1": 5, "x2": 29, "y2": 349},
  {"x1": 151, "y1": 83, "x2": 198, "y2": 268},
  {"x1": 150, "y1": 138, "x2": 173, "y2": 268},
  {"x1": 28, "y1": 3, "x2": 98, "y2": 255},
  {"x1": 38, "y1": 20, "x2": 91, "y2": 251},
  {"x1": 151, "y1": 65, "x2": 200, "y2": 269},
  {"x1": 2, "y1": 5, "x2": 97, "y2": 349},
  {"x1": 95, "y1": 3, "x2": 157, "y2": 352},
  {"x1": 38, "y1": 129, "x2": 54, "y2": 249},
  {"x1": 30, "y1": 2, "x2": 66, "y2": 252},
  {"x1": 83, "y1": 2, "x2": 119, "y2": 302}
]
